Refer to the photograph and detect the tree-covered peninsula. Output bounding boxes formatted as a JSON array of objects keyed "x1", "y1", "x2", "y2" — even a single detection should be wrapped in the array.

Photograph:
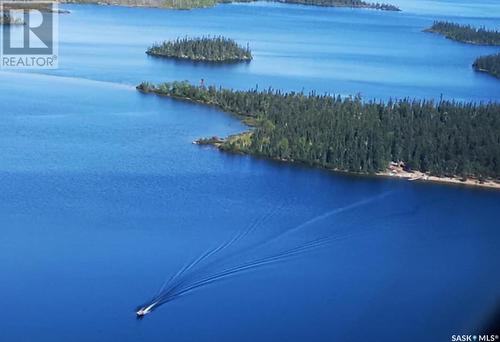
[
  {"x1": 273, "y1": 0, "x2": 399, "y2": 11},
  {"x1": 137, "y1": 81, "x2": 500, "y2": 183},
  {"x1": 473, "y1": 53, "x2": 500, "y2": 79},
  {"x1": 63, "y1": 0, "x2": 399, "y2": 11},
  {"x1": 424, "y1": 21, "x2": 500, "y2": 46},
  {"x1": 146, "y1": 37, "x2": 252, "y2": 63}
]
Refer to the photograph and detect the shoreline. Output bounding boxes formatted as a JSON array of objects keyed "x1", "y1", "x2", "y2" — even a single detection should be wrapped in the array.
[
  {"x1": 422, "y1": 24, "x2": 500, "y2": 47},
  {"x1": 139, "y1": 87, "x2": 500, "y2": 191},
  {"x1": 375, "y1": 169, "x2": 500, "y2": 190},
  {"x1": 473, "y1": 67, "x2": 500, "y2": 79},
  {"x1": 146, "y1": 51, "x2": 252, "y2": 63},
  {"x1": 194, "y1": 135, "x2": 500, "y2": 190},
  {"x1": 61, "y1": 0, "x2": 400, "y2": 11},
  {"x1": 423, "y1": 29, "x2": 498, "y2": 46}
]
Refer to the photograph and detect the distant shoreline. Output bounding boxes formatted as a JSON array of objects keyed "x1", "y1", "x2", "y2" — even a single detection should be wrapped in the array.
[
  {"x1": 423, "y1": 21, "x2": 500, "y2": 46},
  {"x1": 61, "y1": 0, "x2": 400, "y2": 11}
]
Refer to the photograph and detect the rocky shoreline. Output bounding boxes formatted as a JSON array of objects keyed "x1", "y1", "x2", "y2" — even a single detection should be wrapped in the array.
[{"x1": 194, "y1": 136, "x2": 500, "y2": 190}]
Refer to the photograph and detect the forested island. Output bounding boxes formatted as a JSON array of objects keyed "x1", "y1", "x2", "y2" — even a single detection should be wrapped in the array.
[
  {"x1": 147, "y1": 37, "x2": 252, "y2": 62},
  {"x1": 63, "y1": 0, "x2": 399, "y2": 11},
  {"x1": 425, "y1": 21, "x2": 500, "y2": 46},
  {"x1": 473, "y1": 53, "x2": 500, "y2": 79},
  {"x1": 137, "y1": 81, "x2": 500, "y2": 187}
]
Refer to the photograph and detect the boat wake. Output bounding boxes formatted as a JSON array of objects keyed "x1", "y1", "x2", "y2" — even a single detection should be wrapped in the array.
[{"x1": 136, "y1": 191, "x2": 394, "y2": 317}]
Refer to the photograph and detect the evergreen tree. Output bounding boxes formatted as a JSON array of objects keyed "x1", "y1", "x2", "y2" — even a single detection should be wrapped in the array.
[
  {"x1": 473, "y1": 53, "x2": 500, "y2": 78},
  {"x1": 147, "y1": 36, "x2": 252, "y2": 63},
  {"x1": 137, "y1": 81, "x2": 500, "y2": 180},
  {"x1": 425, "y1": 21, "x2": 500, "y2": 46}
]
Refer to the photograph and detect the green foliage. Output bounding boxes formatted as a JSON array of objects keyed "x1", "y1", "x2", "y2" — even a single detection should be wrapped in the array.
[
  {"x1": 275, "y1": 0, "x2": 400, "y2": 11},
  {"x1": 67, "y1": 0, "x2": 399, "y2": 10},
  {"x1": 138, "y1": 81, "x2": 500, "y2": 179},
  {"x1": 425, "y1": 21, "x2": 500, "y2": 46},
  {"x1": 68, "y1": 0, "x2": 399, "y2": 10},
  {"x1": 473, "y1": 53, "x2": 500, "y2": 79},
  {"x1": 162, "y1": 0, "x2": 217, "y2": 9},
  {"x1": 146, "y1": 36, "x2": 252, "y2": 62},
  {"x1": 196, "y1": 136, "x2": 224, "y2": 145}
]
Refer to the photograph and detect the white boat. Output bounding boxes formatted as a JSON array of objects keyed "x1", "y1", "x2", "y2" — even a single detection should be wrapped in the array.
[
  {"x1": 136, "y1": 302, "x2": 157, "y2": 317},
  {"x1": 408, "y1": 177, "x2": 421, "y2": 181}
]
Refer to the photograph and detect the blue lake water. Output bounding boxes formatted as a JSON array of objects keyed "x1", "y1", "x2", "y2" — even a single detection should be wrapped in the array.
[{"x1": 0, "y1": 1, "x2": 499, "y2": 341}]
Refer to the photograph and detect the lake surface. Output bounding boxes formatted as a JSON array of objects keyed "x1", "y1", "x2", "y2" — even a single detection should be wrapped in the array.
[{"x1": 1, "y1": 1, "x2": 499, "y2": 341}]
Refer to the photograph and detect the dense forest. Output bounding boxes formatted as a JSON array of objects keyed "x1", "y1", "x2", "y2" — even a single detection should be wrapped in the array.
[
  {"x1": 425, "y1": 21, "x2": 500, "y2": 46},
  {"x1": 66, "y1": 0, "x2": 399, "y2": 10},
  {"x1": 163, "y1": 0, "x2": 216, "y2": 8},
  {"x1": 473, "y1": 53, "x2": 500, "y2": 79},
  {"x1": 221, "y1": 0, "x2": 400, "y2": 10},
  {"x1": 147, "y1": 37, "x2": 252, "y2": 62},
  {"x1": 273, "y1": 0, "x2": 399, "y2": 10},
  {"x1": 137, "y1": 81, "x2": 500, "y2": 180}
]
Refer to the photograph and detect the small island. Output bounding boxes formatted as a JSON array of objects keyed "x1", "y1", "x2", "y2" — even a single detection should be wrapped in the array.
[
  {"x1": 473, "y1": 53, "x2": 500, "y2": 79},
  {"x1": 424, "y1": 21, "x2": 500, "y2": 46},
  {"x1": 137, "y1": 81, "x2": 500, "y2": 189},
  {"x1": 146, "y1": 36, "x2": 252, "y2": 63}
]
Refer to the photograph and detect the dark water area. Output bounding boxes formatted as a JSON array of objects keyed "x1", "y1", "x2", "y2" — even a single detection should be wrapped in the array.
[{"x1": 0, "y1": 1, "x2": 499, "y2": 341}]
